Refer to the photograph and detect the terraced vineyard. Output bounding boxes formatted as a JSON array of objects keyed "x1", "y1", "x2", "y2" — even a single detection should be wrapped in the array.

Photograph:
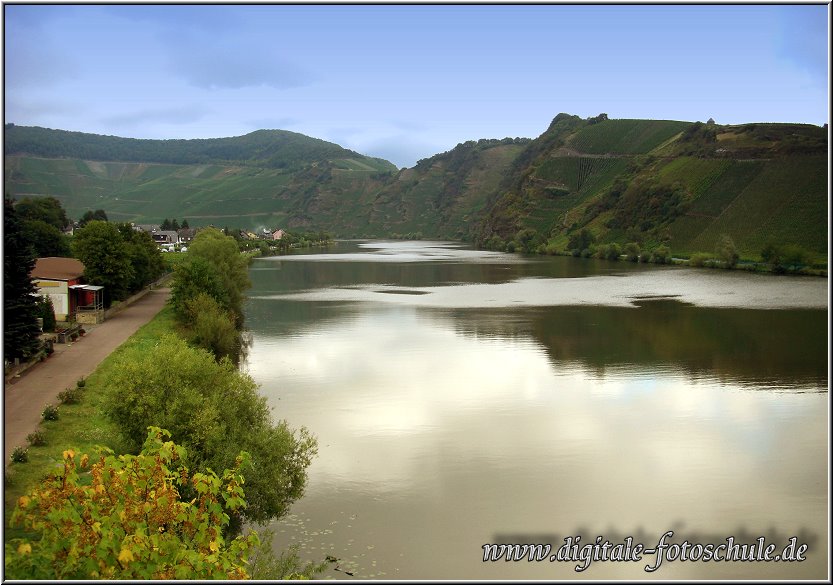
[{"x1": 568, "y1": 119, "x2": 691, "y2": 154}]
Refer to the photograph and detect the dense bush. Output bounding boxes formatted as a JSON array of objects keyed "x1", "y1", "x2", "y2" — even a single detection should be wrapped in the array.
[
  {"x1": 4, "y1": 429, "x2": 259, "y2": 579},
  {"x1": 623, "y1": 242, "x2": 641, "y2": 262},
  {"x1": 185, "y1": 293, "x2": 240, "y2": 362},
  {"x1": 649, "y1": 245, "x2": 672, "y2": 264},
  {"x1": 101, "y1": 334, "x2": 316, "y2": 526}
]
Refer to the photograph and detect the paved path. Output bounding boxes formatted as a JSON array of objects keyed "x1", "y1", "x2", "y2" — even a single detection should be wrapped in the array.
[{"x1": 3, "y1": 288, "x2": 171, "y2": 463}]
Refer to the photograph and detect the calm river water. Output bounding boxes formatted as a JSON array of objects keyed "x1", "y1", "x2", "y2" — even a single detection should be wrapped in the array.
[{"x1": 243, "y1": 241, "x2": 828, "y2": 580}]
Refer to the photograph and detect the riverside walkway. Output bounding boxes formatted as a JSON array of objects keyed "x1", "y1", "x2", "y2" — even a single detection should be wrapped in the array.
[{"x1": 3, "y1": 288, "x2": 170, "y2": 463}]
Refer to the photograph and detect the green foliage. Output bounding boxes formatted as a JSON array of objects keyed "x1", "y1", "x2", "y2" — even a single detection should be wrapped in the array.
[
  {"x1": 761, "y1": 242, "x2": 810, "y2": 274},
  {"x1": 117, "y1": 224, "x2": 165, "y2": 291},
  {"x1": 623, "y1": 242, "x2": 641, "y2": 262},
  {"x1": 41, "y1": 404, "x2": 59, "y2": 421},
  {"x1": 11, "y1": 447, "x2": 29, "y2": 464},
  {"x1": 187, "y1": 228, "x2": 251, "y2": 326},
  {"x1": 71, "y1": 221, "x2": 135, "y2": 305},
  {"x1": 567, "y1": 228, "x2": 596, "y2": 254},
  {"x1": 185, "y1": 293, "x2": 240, "y2": 363},
  {"x1": 649, "y1": 245, "x2": 672, "y2": 264},
  {"x1": 246, "y1": 529, "x2": 329, "y2": 580},
  {"x1": 14, "y1": 196, "x2": 70, "y2": 230},
  {"x1": 26, "y1": 430, "x2": 47, "y2": 447},
  {"x1": 715, "y1": 234, "x2": 739, "y2": 268},
  {"x1": 58, "y1": 386, "x2": 83, "y2": 405},
  {"x1": 20, "y1": 219, "x2": 72, "y2": 257},
  {"x1": 4, "y1": 199, "x2": 42, "y2": 360},
  {"x1": 79, "y1": 209, "x2": 108, "y2": 226},
  {"x1": 688, "y1": 252, "x2": 713, "y2": 268},
  {"x1": 101, "y1": 334, "x2": 316, "y2": 525},
  {"x1": 4, "y1": 428, "x2": 258, "y2": 579},
  {"x1": 76, "y1": 376, "x2": 87, "y2": 388},
  {"x1": 35, "y1": 296, "x2": 57, "y2": 333},
  {"x1": 169, "y1": 256, "x2": 229, "y2": 318},
  {"x1": 4, "y1": 124, "x2": 396, "y2": 172}
]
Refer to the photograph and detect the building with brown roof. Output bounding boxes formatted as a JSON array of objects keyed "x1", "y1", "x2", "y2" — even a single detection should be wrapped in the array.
[{"x1": 30, "y1": 257, "x2": 102, "y2": 322}]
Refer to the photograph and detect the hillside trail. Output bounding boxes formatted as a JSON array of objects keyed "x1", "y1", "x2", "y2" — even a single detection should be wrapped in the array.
[{"x1": 3, "y1": 288, "x2": 170, "y2": 464}]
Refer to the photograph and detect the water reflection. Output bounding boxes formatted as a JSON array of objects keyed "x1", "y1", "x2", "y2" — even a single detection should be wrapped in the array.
[{"x1": 244, "y1": 242, "x2": 828, "y2": 579}]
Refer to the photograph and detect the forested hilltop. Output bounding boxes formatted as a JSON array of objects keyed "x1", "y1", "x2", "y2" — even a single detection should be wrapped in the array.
[
  {"x1": 4, "y1": 116, "x2": 828, "y2": 262},
  {"x1": 4, "y1": 124, "x2": 396, "y2": 172}
]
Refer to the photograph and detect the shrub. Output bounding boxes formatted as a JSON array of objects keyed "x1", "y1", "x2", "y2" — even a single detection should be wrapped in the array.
[
  {"x1": 26, "y1": 430, "x2": 47, "y2": 447},
  {"x1": 689, "y1": 252, "x2": 712, "y2": 267},
  {"x1": 185, "y1": 293, "x2": 240, "y2": 363},
  {"x1": 76, "y1": 376, "x2": 86, "y2": 388},
  {"x1": 58, "y1": 386, "x2": 82, "y2": 405},
  {"x1": 623, "y1": 242, "x2": 641, "y2": 262},
  {"x1": 649, "y1": 245, "x2": 672, "y2": 264},
  {"x1": 10, "y1": 446, "x2": 29, "y2": 463},
  {"x1": 604, "y1": 243, "x2": 622, "y2": 261},
  {"x1": 41, "y1": 404, "x2": 59, "y2": 421},
  {"x1": 4, "y1": 429, "x2": 259, "y2": 579},
  {"x1": 715, "y1": 234, "x2": 739, "y2": 268},
  {"x1": 101, "y1": 334, "x2": 316, "y2": 526}
]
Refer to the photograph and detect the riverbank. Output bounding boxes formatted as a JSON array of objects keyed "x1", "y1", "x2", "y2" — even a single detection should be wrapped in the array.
[{"x1": 4, "y1": 302, "x2": 177, "y2": 537}]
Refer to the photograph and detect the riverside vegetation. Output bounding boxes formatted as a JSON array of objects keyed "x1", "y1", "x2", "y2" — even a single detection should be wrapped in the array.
[
  {"x1": 4, "y1": 115, "x2": 827, "y2": 268},
  {"x1": 4, "y1": 228, "x2": 324, "y2": 579}
]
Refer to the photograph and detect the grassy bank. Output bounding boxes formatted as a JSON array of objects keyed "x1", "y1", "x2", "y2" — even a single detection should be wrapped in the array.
[{"x1": 4, "y1": 305, "x2": 178, "y2": 538}]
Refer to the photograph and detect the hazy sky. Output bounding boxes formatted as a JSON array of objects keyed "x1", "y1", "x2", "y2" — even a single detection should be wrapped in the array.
[{"x1": 4, "y1": 4, "x2": 829, "y2": 168}]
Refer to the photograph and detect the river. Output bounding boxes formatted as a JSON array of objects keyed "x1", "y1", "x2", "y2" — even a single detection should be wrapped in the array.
[{"x1": 243, "y1": 240, "x2": 828, "y2": 579}]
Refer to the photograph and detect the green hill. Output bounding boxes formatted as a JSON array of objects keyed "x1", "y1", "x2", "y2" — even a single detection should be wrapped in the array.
[
  {"x1": 4, "y1": 117, "x2": 827, "y2": 261},
  {"x1": 3, "y1": 124, "x2": 397, "y2": 172},
  {"x1": 478, "y1": 115, "x2": 828, "y2": 261}
]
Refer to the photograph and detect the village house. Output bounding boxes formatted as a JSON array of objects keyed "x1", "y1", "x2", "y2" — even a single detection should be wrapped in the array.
[
  {"x1": 272, "y1": 229, "x2": 286, "y2": 241},
  {"x1": 30, "y1": 257, "x2": 104, "y2": 323}
]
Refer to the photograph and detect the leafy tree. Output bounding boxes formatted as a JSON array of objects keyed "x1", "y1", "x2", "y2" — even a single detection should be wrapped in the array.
[
  {"x1": 4, "y1": 428, "x2": 259, "y2": 579},
  {"x1": 116, "y1": 224, "x2": 165, "y2": 292},
  {"x1": 36, "y1": 296, "x2": 57, "y2": 333},
  {"x1": 20, "y1": 219, "x2": 72, "y2": 257},
  {"x1": 79, "y1": 209, "x2": 108, "y2": 227},
  {"x1": 623, "y1": 242, "x2": 641, "y2": 262},
  {"x1": 715, "y1": 234, "x2": 739, "y2": 268},
  {"x1": 101, "y1": 335, "x2": 317, "y2": 527},
  {"x1": 15, "y1": 196, "x2": 70, "y2": 230},
  {"x1": 4, "y1": 199, "x2": 43, "y2": 360},
  {"x1": 169, "y1": 257, "x2": 230, "y2": 321},
  {"x1": 185, "y1": 293, "x2": 240, "y2": 362},
  {"x1": 71, "y1": 221, "x2": 135, "y2": 306},
  {"x1": 649, "y1": 245, "x2": 672, "y2": 264},
  {"x1": 187, "y1": 228, "x2": 251, "y2": 326},
  {"x1": 567, "y1": 228, "x2": 595, "y2": 254}
]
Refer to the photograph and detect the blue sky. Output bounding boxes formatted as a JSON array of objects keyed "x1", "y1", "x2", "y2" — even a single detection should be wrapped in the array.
[{"x1": 4, "y1": 4, "x2": 829, "y2": 168}]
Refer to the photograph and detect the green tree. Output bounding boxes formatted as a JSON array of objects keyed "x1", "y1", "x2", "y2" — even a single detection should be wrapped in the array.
[
  {"x1": 4, "y1": 199, "x2": 43, "y2": 359},
  {"x1": 4, "y1": 428, "x2": 258, "y2": 579},
  {"x1": 20, "y1": 219, "x2": 72, "y2": 257},
  {"x1": 101, "y1": 335, "x2": 317, "y2": 527},
  {"x1": 567, "y1": 228, "x2": 595, "y2": 254},
  {"x1": 15, "y1": 196, "x2": 69, "y2": 230},
  {"x1": 181, "y1": 218, "x2": 190, "y2": 229},
  {"x1": 71, "y1": 221, "x2": 134, "y2": 306},
  {"x1": 161, "y1": 218, "x2": 172, "y2": 230},
  {"x1": 185, "y1": 293, "x2": 240, "y2": 362},
  {"x1": 36, "y1": 296, "x2": 57, "y2": 333},
  {"x1": 715, "y1": 234, "x2": 739, "y2": 268},
  {"x1": 649, "y1": 245, "x2": 672, "y2": 264},
  {"x1": 623, "y1": 242, "x2": 641, "y2": 262},
  {"x1": 79, "y1": 209, "x2": 108, "y2": 227},
  {"x1": 117, "y1": 224, "x2": 165, "y2": 292},
  {"x1": 169, "y1": 256, "x2": 230, "y2": 321},
  {"x1": 187, "y1": 228, "x2": 251, "y2": 326}
]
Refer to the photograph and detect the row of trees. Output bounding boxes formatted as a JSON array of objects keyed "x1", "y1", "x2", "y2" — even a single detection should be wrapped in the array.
[
  {"x1": 170, "y1": 228, "x2": 251, "y2": 361},
  {"x1": 71, "y1": 221, "x2": 165, "y2": 307},
  {"x1": 160, "y1": 218, "x2": 189, "y2": 230}
]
